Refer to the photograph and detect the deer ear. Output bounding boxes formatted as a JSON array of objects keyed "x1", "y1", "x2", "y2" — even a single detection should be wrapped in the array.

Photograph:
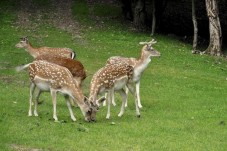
[
  {"x1": 24, "y1": 36, "x2": 28, "y2": 41},
  {"x1": 97, "y1": 96, "x2": 106, "y2": 103},
  {"x1": 84, "y1": 96, "x2": 89, "y2": 101},
  {"x1": 20, "y1": 36, "x2": 28, "y2": 41},
  {"x1": 90, "y1": 101, "x2": 96, "y2": 107},
  {"x1": 90, "y1": 101, "x2": 99, "y2": 111},
  {"x1": 84, "y1": 96, "x2": 90, "y2": 105}
]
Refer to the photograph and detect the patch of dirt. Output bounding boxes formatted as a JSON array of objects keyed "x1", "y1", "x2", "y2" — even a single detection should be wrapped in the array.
[
  {"x1": 15, "y1": 0, "x2": 82, "y2": 39},
  {"x1": 10, "y1": 144, "x2": 44, "y2": 151},
  {"x1": 0, "y1": 75, "x2": 14, "y2": 84},
  {"x1": 0, "y1": 74, "x2": 27, "y2": 86}
]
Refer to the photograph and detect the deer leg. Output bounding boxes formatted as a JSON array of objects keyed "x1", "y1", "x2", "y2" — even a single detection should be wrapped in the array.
[
  {"x1": 69, "y1": 97, "x2": 77, "y2": 107},
  {"x1": 64, "y1": 95, "x2": 76, "y2": 122},
  {"x1": 127, "y1": 83, "x2": 140, "y2": 118},
  {"x1": 103, "y1": 91, "x2": 116, "y2": 107},
  {"x1": 111, "y1": 90, "x2": 116, "y2": 106},
  {"x1": 106, "y1": 89, "x2": 113, "y2": 119},
  {"x1": 33, "y1": 89, "x2": 39, "y2": 116},
  {"x1": 35, "y1": 89, "x2": 43, "y2": 105},
  {"x1": 125, "y1": 86, "x2": 129, "y2": 107},
  {"x1": 103, "y1": 93, "x2": 107, "y2": 106},
  {"x1": 136, "y1": 81, "x2": 142, "y2": 108},
  {"x1": 28, "y1": 83, "x2": 35, "y2": 116},
  {"x1": 118, "y1": 89, "x2": 127, "y2": 117},
  {"x1": 50, "y1": 89, "x2": 58, "y2": 121}
]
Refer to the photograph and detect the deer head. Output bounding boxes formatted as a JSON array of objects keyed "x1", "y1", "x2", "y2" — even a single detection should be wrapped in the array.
[
  {"x1": 139, "y1": 39, "x2": 161, "y2": 57},
  {"x1": 15, "y1": 36, "x2": 29, "y2": 48},
  {"x1": 90, "y1": 96, "x2": 106, "y2": 121}
]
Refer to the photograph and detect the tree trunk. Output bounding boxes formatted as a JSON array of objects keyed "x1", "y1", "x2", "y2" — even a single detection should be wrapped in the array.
[
  {"x1": 121, "y1": 0, "x2": 133, "y2": 21},
  {"x1": 151, "y1": 0, "x2": 156, "y2": 36},
  {"x1": 133, "y1": 0, "x2": 146, "y2": 30},
  {"x1": 155, "y1": 0, "x2": 168, "y2": 32},
  {"x1": 205, "y1": 0, "x2": 222, "y2": 56},
  {"x1": 192, "y1": 0, "x2": 198, "y2": 53}
]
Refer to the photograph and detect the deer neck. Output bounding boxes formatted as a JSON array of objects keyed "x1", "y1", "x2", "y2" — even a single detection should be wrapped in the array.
[
  {"x1": 133, "y1": 50, "x2": 151, "y2": 82},
  {"x1": 135, "y1": 49, "x2": 151, "y2": 69},
  {"x1": 26, "y1": 42, "x2": 39, "y2": 58},
  {"x1": 89, "y1": 83, "x2": 101, "y2": 105},
  {"x1": 71, "y1": 85, "x2": 84, "y2": 104}
]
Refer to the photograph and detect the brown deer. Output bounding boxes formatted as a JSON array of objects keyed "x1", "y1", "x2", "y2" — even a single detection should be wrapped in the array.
[
  {"x1": 16, "y1": 60, "x2": 91, "y2": 122},
  {"x1": 89, "y1": 63, "x2": 141, "y2": 121},
  {"x1": 36, "y1": 55, "x2": 86, "y2": 87},
  {"x1": 15, "y1": 37, "x2": 76, "y2": 59},
  {"x1": 104, "y1": 39, "x2": 160, "y2": 108}
]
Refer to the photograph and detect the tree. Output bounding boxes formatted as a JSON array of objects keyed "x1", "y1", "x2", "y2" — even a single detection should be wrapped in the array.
[
  {"x1": 155, "y1": 0, "x2": 168, "y2": 32},
  {"x1": 192, "y1": 0, "x2": 198, "y2": 53},
  {"x1": 121, "y1": 0, "x2": 133, "y2": 21},
  {"x1": 133, "y1": 0, "x2": 146, "y2": 30},
  {"x1": 151, "y1": 0, "x2": 156, "y2": 36},
  {"x1": 205, "y1": 0, "x2": 222, "y2": 56}
]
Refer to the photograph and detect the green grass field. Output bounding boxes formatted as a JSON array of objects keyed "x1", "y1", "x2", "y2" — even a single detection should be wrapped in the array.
[{"x1": 0, "y1": 0, "x2": 227, "y2": 150}]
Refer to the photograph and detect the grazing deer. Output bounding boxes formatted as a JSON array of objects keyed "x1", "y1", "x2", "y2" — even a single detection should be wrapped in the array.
[
  {"x1": 15, "y1": 37, "x2": 76, "y2": 59},
  {"x1": 33, "y1": 55, "x2": 87, "y2": 106},
  {"x1": 16, "y1": 60, "x2": 91, "y2": 122},
  {"x1": 89, "y1": 63, "x2": 141, "y2": 121},
  {"x1": 104, "y1": 39, "x2": 160, "y2": 108}
]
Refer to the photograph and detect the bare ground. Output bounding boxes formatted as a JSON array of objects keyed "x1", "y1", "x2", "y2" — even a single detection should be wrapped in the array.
[{"x1": 15, "y1": 0, "x2": 82, "y2": 39}]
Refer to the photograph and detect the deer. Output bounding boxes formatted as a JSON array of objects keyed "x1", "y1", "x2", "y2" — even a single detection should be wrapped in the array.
[
  {"x1": 16, "y1": 60, "x2": 91, "y2": 122},
  {"x1": 88, "y1": 63, "x2": 141, "y2": 121},
  {"x1": 34, "y1": 55, "x2": 87, "y2": 105},
  {"x1": 103, "y1": 39, "x2": 160, "y2": 108},
  {"x1": 15, "y1": 37, "x2": 76, "y2": 59}
]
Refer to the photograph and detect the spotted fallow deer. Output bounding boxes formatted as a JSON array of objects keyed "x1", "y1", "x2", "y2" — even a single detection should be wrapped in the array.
[
  {"x1": 15, "y1": 37, "x2": 76, "y2": 59},
  {"x1": 89, "y1": 63, "x2": 141, "y2": 121},
  {"x1": 104, "y1": 39, "x2": 160, "y2": 108},
  {"x1": 16, "y1": 60, "x2": 91, "y2": 122},
  {"x1": 34, "y1": 55, "x2": 86, "y2": 105}
]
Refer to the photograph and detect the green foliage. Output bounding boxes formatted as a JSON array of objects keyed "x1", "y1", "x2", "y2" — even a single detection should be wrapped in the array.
[{"x1": 0, "y1": 1, "x2": 227, "y2": 151}]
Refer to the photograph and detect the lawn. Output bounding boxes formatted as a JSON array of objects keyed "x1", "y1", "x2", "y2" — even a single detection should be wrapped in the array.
[{"x1": 0, "y1": 0, "x2": 226, "y2": 151}]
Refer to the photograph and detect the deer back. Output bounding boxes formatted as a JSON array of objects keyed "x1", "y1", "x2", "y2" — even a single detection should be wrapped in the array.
[
  {"x1": 106, "y1": 56, "x2": 137, "y2": 67},
  {"x1": 36, "y1": 55, "x2": 86, "y2": 80},
  {"x1": 38, "y1": 47, "x2": 75, "y2": 59},
  {"x1": 29, "y1": 60, "x2": 75, "y2": 90},
  {"x1": 89, "y1": 63, "x2": 134, "y2": 101}
]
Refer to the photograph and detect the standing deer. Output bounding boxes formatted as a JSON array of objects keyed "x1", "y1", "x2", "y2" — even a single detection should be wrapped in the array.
[
  {"x1": 16, "y1": 60, "x2": 91, "y2": 122},
  {"x1": 104, "y1": 39, "x2": 160, "y2": 108},
  {"x1": 89, "y1": 63, "x2": 141, "y2": 121},
  {"x1": 15, "y1": 37, "x2": 76, "y2": 59}
]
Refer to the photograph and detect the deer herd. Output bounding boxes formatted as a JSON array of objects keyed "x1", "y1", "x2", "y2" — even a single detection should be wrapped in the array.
[{"x1": 15, "y1": 37, "x2": 160, "y2": 122}]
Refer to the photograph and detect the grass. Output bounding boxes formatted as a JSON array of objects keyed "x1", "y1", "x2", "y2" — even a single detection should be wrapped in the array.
[{"x1": 0, "y1": 0, "x2": 227, "y2": 150}]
